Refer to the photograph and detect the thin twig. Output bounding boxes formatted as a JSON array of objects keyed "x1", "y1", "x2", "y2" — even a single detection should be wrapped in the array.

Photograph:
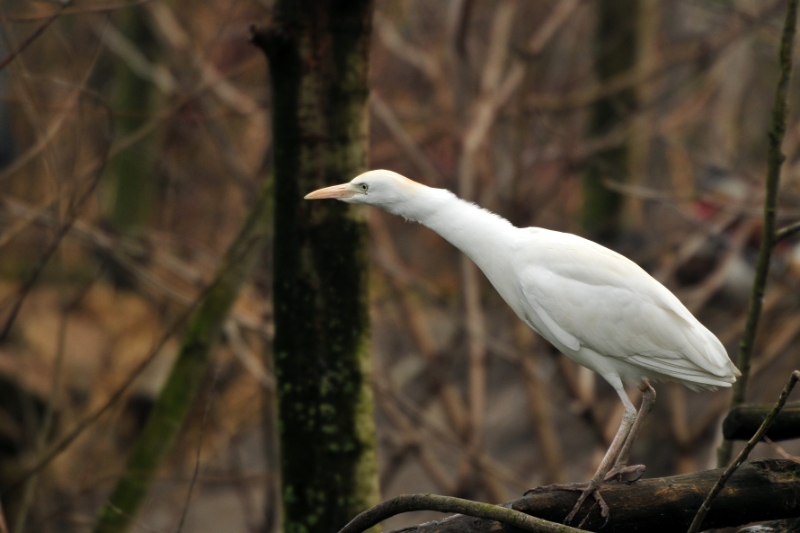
[
  {"x1": 3, "y1": 256, "x2": 232, "y2": 495},
  {"x1": 374, "y1": 376, "x2": 531, "y2": 492},
  {"x1": 12, "y1": 277, "x2": 95, "y2": 533},
  {"x1": 0, "y1": 160, "x2": 108, "y2": 341},
  {"x1": 718, "y1": 0, "x2": 799, "y2": 467},
  {"x1": 0, "y1": 0, "x2": 152, "y2": 22},
  {"x1": 0, "y1": 48, "x2": 112, "y2": 342},
  {"x1": 147, "y1": 2, "x2": 260, "y2": 116},
  {"x1": 524, "y1": 0, "x2": 782, "y2": 112},
  {"x1": 0, "y1": 2, "x2": 68, "y2": 72},
  {"x1": 337, "y1": 493, "x2": 585, "y2": 533},
  {"x1": 688, "y1": 370, "x2": 800, "y2": 533},
  {"x1": 0, "y1": 196, "x2": 267, "y2": 336},
  {"x1": 764, "y1": 436, "x2": 800, "y2": 463},
  {"x1": 371, "y1": 92, "x2": 443, "y2": 185},
  {"x1": 375, "y1": 384, "x2": 457, "y2": 493},
  {"x1": 368, "y1": 213, "x2": 468, "y2": 436},
  {"x1": 175, "y1": 367, "x2": 219, "y2": 533},
  {"x1": 775, "y1": 219, "x2": 800, "y2": 242},
  {"x1": 516, "y1": 325, "x2": 564, "y2": 484}
]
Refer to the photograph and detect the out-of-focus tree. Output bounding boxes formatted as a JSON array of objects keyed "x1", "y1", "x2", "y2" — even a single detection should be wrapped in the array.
[
  {"x1": 104, "y1": 8, "x2": 158, "y2": 232},
  {"x1": 582, "y1": 0, "x2": 638, "y2": 240}
]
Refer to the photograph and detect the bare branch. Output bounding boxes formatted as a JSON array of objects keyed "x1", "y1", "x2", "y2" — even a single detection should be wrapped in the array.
[
  {"x1": 339, "y1": 493, "x2": 585, "y2": 533},
  {"x1": 689, "y1": 370, "x2": 800, "y2": 533},
  {"x1": 0, "y1": 3, "x2": 67, "y2": 72},
  {"x1": 775, "y1": 219, "x2": 800, "y2": 242},
  {"x1": 383, "y1": 460, "x2": 800, "y2": 533},
  {"x1": 718, "y1": 0, "x2": 799, "y2": 467}
]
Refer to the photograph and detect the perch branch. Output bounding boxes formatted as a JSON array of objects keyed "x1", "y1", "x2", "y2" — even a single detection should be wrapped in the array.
[
  {"x1": 339, "y1": 493, "x2": 584, "y2": 533},
  {"x1": 381, "y1": 459, "x2": 800, "y2": 533},
  {"x1": 718, "y1": 0, "x2": 799, "y2": 467},
  {"x1": 689, "y1": 370, "x2": 800, "y2": 533},
  {"x1": 775, "y1": 220, "x2": 800, "y2": 242}
]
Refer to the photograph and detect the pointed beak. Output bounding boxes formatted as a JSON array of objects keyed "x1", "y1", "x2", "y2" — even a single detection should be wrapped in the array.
[{"x1": 304, "y1": 183, "x2": 357, "y2": 200}]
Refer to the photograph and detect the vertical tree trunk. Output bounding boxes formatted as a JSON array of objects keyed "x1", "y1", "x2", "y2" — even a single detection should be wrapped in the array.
[
  {"x1": 582, "y1": 0, "x2": 638, "y2": 240},
  {"x1": 106, "y1": 7, "x2": 157, "y2": 231},
  {"x1": 91, "y1": 178, "x2": 275, "y2": 533},
  {"x1": 251, "y1": 1, "x2": 379, "y2": 532}
]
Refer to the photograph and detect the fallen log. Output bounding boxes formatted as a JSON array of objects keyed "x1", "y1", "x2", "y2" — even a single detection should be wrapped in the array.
[
  {"x1": 723, "y1": 401, "x2": 800, "y2": 441},
  {"x1": 383, "y1": 459, "x2": 800, "y2": 533}
]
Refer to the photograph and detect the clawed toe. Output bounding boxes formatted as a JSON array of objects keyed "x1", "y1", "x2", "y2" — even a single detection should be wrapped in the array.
[
  {"x1": 524, "y1": 480, "x2": 610, "y2": 527},
  {"x1": 564, "y1": 481, "x2": 609, "y2": 526},
  {"x1": 604, "y1": 464, "x2": 646, "y2": 483},
  {"x1": 523, "y1": 481, "x2": 594, "y2": 496}
]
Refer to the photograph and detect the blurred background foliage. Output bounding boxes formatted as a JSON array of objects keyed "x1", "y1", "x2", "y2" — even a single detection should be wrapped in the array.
[{"x1": 0, "y1": 0, "x2": 799, "y2": 531}]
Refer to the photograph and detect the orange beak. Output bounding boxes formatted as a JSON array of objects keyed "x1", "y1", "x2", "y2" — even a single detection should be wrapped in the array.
[{"x1": 304, "y1": 183, "x2": 357, "y2": 200}]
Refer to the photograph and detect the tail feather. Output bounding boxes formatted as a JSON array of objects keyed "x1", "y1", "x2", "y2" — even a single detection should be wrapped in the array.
[{"x1": 628, "y1": 354, "x2": 736, "y2": 389}]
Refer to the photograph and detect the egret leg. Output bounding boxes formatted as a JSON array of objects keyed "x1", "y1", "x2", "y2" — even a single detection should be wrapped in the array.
[
  {"x1": 526, "y1": 376, "x2": 637, "y2": 525},
  {"x1": 605, "y1": 380, "x2": 657, "y2": 483}
]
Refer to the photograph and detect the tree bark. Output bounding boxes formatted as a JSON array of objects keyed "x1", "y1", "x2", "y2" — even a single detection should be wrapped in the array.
[
  {"x1": 723, "y1": 401, "x2": 800, "y2": 441},
  {"x1": 383, "y1": 460, "x2": 800, "y2": 533},
  {"x1": 251, "y1": 1, "x2": 379, "y2": 532}
]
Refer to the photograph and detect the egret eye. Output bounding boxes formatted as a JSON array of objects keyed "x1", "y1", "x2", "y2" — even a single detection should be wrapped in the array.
[{"x1": 360, "y1": 183, "x2": 368, "y2": 193}]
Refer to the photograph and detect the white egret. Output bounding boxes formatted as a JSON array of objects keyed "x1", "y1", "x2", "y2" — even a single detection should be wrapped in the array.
[{"x1": 305, "y1": 170, "x2": 740, "y2": 524}]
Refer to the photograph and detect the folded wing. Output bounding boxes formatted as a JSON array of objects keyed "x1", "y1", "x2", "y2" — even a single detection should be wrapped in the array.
[{"x1": 516, "y1": 230, "x2": 739, "y2": 387}]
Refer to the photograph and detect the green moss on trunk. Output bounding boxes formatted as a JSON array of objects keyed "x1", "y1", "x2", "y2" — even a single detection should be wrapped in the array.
[
  {"x1": 252, "y1": 1, "x2": 379, "y2": 531},
  {"x1": 91, "y1": 170, "x2": 273, "y2": 533}
]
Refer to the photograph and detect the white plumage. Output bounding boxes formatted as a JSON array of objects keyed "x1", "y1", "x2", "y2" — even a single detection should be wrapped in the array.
[{"x1": 305, "y1": 169, "x2": 740, "y2": 522}]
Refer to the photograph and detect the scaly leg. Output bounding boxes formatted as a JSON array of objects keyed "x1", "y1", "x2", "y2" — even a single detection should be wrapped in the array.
[
  {"x1": 526, "y1": 376, "x2": 637, "y2": 525},
  {"x1": 605, "y1": 380, "x2": 657, "y2": 483}
]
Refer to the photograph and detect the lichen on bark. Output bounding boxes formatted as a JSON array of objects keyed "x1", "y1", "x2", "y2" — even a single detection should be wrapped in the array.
[{"x1": 252, "y1": 1, "x2": 380, "y2": 531}]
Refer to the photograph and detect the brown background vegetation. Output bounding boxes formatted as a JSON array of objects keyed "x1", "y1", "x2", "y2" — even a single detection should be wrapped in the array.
[{"x1": 0, "y1": 0, "x2": 799, "y2": 531}]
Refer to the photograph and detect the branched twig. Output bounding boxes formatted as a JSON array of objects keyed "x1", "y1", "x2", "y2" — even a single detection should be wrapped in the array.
[
  {"x1": 689, "y1": 370, "x2": 800, "y2": 533},
  {"x1": 337, "y1": 493, "x2": 585, "y2": 533},
  {"x1": 718, "y1": 0, "x2": 799, "y2": 467},
  {"x1": 12, "y1": 277, "x2": 96, "y2": 533},
  {"x1": 3, "y1": 259, "x2": 229, "y2": 495},
  {"x1": 0, "y1": 47, "x2": 112, "y2": 342}
]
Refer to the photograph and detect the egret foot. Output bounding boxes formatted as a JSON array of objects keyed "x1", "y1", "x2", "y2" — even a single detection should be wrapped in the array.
[
  {"x1": 604, "y1": 463, "x2": 645, "y2": 483},
  {"x1": 523, "y1": 380, "x2": 656, "y2": 526},
  {"x1": 524, "y1": 480, "x2": 610, "y2": 526}
]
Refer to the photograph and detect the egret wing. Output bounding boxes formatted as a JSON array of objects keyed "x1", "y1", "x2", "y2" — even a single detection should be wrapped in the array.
[{"x1": 515, "y1": 230, "x2": 735, "y2": 380}]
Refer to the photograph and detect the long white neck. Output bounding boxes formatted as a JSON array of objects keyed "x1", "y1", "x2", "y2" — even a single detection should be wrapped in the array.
[{"x1": 393, "y1": 187, "x2": 520, "y2": 277}]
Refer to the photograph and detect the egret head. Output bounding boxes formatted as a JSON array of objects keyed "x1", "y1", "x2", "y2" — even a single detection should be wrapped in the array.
[{"x1": 304, "y1": 170, "x2": 426, "y2": 212}]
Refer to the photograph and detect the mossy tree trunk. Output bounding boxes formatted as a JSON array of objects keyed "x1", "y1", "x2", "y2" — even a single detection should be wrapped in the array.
[
  {"x1": 91, "y1": 179, "x2": 274, "y2": 533},
  {"x1": 251, "y1": 2, "x2": 379, "y2": 532},
  {"x1": 582, "y1": 0, "x2": 638, "y2": 240},
  {"x1": 91, "y1": 115, "x2": 275, "y2": 533}
]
